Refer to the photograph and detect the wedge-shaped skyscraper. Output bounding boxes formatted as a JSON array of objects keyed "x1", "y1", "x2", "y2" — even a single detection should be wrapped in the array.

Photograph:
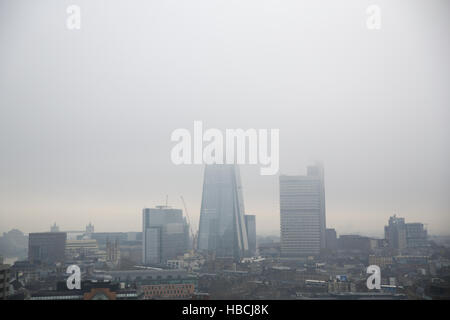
[{"x1": 198, "y1": 165, "x2": 248, "y2": 260}]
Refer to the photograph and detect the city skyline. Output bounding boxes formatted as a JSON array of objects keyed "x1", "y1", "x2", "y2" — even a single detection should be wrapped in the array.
[
  {"x1": 0, "y1": 159, "x2": 447, "y2": 238},
  {"x1": 1, "y1": 0, "x2": 450, "y2": 304},
  {"x1": 1, "y1": 161, "x2": 445, "y2": 239}
]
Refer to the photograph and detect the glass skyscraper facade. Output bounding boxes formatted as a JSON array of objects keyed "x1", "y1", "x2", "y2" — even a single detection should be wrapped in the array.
[
  {"x1": 245, "y1": 214, "x2": 257, "y2": 257},
  {"x1": 197, "y1": 165, "x2": 249, "y2": 260}
]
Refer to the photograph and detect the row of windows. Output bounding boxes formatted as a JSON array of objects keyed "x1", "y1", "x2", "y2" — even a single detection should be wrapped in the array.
[
  {"x1": 144, "y1": 289, "x2": 192, "y2": 296},
  {"x1": 142, "y1": 284, "x2": 194, "y2": 292},
  {"x1": 142, "y1": 284, "x2": 194, "y2": 297},
  {"x1": 144, "y1": 284, "x2": 193, "y2": 289},
  {"x1": 114, "y1": 275, "x2": 186, "y2": 281}
]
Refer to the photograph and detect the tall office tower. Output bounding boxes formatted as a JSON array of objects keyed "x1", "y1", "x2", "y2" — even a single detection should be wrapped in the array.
[
  {"x1": 279, "y1": 163, "x2": 326, "y2": 257},
  {"x1": 197, "y1": 165, "x2": 249, "y2": 260},
  {"x1": 384, "y1": 215, "x2": 407, "y2": 251},
  {"x1": 142, "y1": 206, "x2": 189, "y2": 265},
  {"x1": 245, "y1": 215, "x2": 257, "y2": 256},
  {"x1": 28, "y1": 232, "x2": 67, "y2": 264}
]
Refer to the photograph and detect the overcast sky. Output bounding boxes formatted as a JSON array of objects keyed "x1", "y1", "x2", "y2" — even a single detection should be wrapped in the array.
[{"x1": 0, "y1": 0, "x2": 449, "y2": 237}]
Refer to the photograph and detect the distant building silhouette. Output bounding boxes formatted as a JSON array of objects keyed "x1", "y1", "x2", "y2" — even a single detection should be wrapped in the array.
[
  {"x1": 338, "y1": 234, "x2": 372, "y2": 252},
  {"x1": 85, "y1": 222, "x2": 94, "y2": 235},
  {"x1": 28, "y1": 232, "x2": 67, "y2": 264},
  {"x1": 384, "y1": 215, "x2": 427, "y2": 252},
  {"x1": 50, "y1": 223, "x2": 59, "y2": 233},
  {"x1": 384, "y1": 215, "x2": 407, "y2": 251},
  {"x1": 325, "y1": 228, "x2": 338, "y2": 251},
  {"x1": 90, "y1": 232, "x2": 127, "y2": 245}
]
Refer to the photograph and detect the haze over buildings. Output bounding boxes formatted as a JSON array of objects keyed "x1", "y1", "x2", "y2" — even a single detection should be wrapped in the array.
[
  {"x1": 0, "y1": 0, "x2": 449, "y2": 303},
  {"x1": 0, "y1": 0, "x2": 449, "y2": 237}
]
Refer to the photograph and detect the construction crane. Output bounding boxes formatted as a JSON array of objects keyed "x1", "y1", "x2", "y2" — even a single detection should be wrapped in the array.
[{"x1": 180, "y1": 196, "x2": 197, "y2": 253}]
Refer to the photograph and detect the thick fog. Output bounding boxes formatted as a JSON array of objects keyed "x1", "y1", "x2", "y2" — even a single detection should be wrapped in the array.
[{"x1": 0, "y1": 0, "x2": 449, "y2": 237}]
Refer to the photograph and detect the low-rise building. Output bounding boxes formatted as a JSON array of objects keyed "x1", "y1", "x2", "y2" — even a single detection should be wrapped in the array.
[
  {"x1": 104, "y1": 269, "x2": 198, "y2": 299},
  {"x1": 29, "y1": 279, "x2": 141, "y2": 300}
]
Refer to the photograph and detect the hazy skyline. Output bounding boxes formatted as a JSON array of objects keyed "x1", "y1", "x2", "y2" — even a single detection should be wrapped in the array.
[{"x1": 0, "y1": 0, "x2": 449, "y2": 237}]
